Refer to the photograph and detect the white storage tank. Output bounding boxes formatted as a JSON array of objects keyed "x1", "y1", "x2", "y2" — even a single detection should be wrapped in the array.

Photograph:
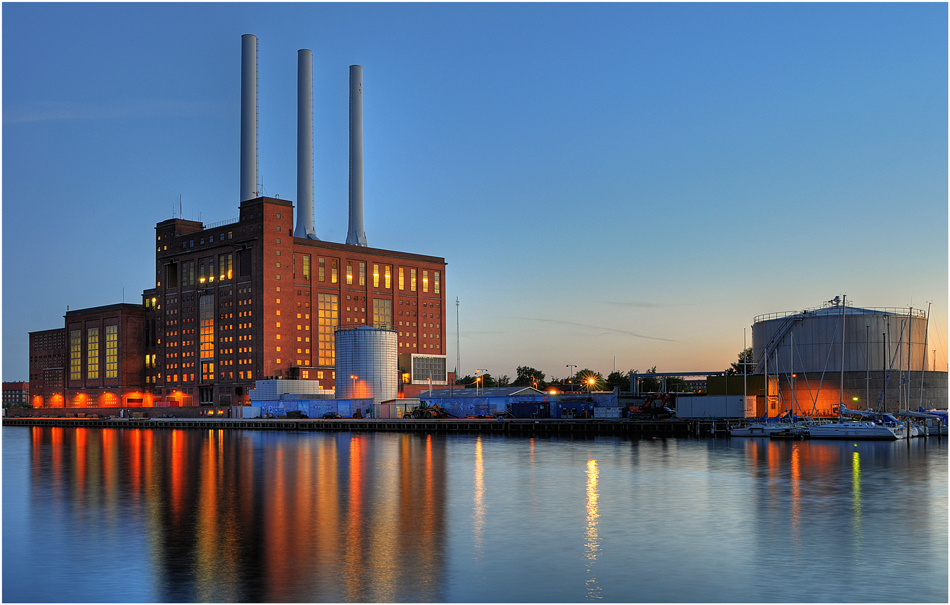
[
  {"x1": 753, "y1": 299, "x2": 929, "y2": 374},
  {"x1": 335, "y1": 326, "x2": 398, "y2": 404}
]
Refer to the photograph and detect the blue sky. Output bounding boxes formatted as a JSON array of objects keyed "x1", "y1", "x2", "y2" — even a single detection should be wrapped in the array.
[{"x1": 3, "y1": 3, "x2": 947, "y2": 383}]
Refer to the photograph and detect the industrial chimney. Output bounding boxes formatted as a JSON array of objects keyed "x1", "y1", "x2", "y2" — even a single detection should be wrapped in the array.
[
  {"x1": 240, "y1": 34, "x2": 259, "y2": 202},
  {"x1": 295, "y1": 49, "x2": 318, "y2": 239},
  {"x1": 346, "y1": 65, "x2": 367, "y2": 247}
]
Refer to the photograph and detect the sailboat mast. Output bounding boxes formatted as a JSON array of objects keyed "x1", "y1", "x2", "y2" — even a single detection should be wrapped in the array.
[
  {"x1": 790, "y1": 330, "x2": 795, "y2": 417},
  {"x1": 839, "y1": 295, "x2": 845, "y2": 420},
  {"x1": 919, "y1": 303, "x2": 931, "y2": 410}
]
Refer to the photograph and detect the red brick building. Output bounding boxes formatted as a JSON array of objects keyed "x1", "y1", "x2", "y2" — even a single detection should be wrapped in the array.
[
  {"x1": 142, "y1": 196, "x2": 447, "y2": 409},
  {"x1": 29, "y1": 305, "x2": 147, "y2": 408},
  {"x1": 64, "y1": 304, "x2": 147, "y2": 408},
  {"x1": 2, "y1": 381, "x2": 30, "y2": 408},
  {"x1": 28, "y1": 328, "x2": 67, "y2": 408}
]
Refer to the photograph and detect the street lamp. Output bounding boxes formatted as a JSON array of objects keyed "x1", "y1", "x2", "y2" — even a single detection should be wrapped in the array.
[
  {"x1": 566, "y1": 364, "x2": 576, "y2": 392},
  {"x1": 475, "y1": 369, "x2": 487, "y2": 396},
  {"x1": 587, "y1": 377, "x2": 595, "y2": 393},
  {"x1": 350, "y1": 374, "x2": 358, "y2": 397}
]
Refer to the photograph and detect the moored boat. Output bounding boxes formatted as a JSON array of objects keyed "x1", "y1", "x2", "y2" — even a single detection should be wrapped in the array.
[{"x1": 808, "y1": 418, "x2": 905, "y2": 440}]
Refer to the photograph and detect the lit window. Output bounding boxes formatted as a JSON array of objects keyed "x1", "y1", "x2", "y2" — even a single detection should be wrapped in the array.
[
  {"x1": 346, "y1": 262, "x2": 353, "y2": 285},
  {"x1": 411, "y1": 269, "x2": 417, "y2": 292},
  {"x1": 69, "y1": 330, "x2": 82, "y2": 380},
  {"x1": 385, "y1": 266, "x2": 392, "y2": 289},
  {"x1": 435, "y1": 271, "x2": 440, "y2": 294},
  {"x1": 303, "y1": 256, "x2": 310, "y2": 281},
  {"x1": 331, "y1": 259, "x2": 338, "y2": 284},
  {"x1": 399, "y1": 267, "x2": 405, "y2": 291},
  {"x1": 373, "y1": 264, "x2": 379, "y2": 288},
  {"x1": 359, "y1": 262, "x2": 366, "y2": 286},
  {"x1": 87, "y1": 327, "x2": 100, "y2": 380},
  {"x1": 317, "y1": 293, "x2": 338, "y2": 366},
  {"x1": 423, "y1": 270, "x2": 428, "y2": 293},
  {"x1": 105, "y1": 325, "x2": 118, "y2": 378}
]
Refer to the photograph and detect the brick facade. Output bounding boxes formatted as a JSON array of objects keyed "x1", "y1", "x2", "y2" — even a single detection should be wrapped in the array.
[
  {"x1": 144, "y1": 196, "x2": 447, "y2": 409},
  {"x1": 63, "y1": 304, "x2": 147, "y2": 407},
  {"x1": 28, "y1": 328, "x2": 66, "y2": 407},
  {"x1": 2, "y1": 381, "x2": 30, "y2": 408}
]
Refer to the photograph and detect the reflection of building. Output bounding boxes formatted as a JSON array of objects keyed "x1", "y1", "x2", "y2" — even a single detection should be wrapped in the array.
[
  {"x1": 24, "y1": 427, "x2": 448, "y2": 601},
  {"x1": 26, "y1": 35, "x2": 446, "y2": 411}
]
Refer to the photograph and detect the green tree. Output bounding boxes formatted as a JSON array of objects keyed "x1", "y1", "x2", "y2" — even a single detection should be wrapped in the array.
[
  {"x1": 637, "y1": 366, "x2": 660, "y2": 392},
  {"x1": 606, "y1": 370, "x2": 631, "y2": 392},
  {"x1": 666, "y1": 377, "x2": 690, "y2": 392},
  {"x1": 726, "y1": 348, "x2": 754, "y2": 375},
  {"x1": 513, "y1": 366, "x2": 546, "y2": 388},
  {"x1": 496, "y1": 374, "x2": 511, "y2": 387}
]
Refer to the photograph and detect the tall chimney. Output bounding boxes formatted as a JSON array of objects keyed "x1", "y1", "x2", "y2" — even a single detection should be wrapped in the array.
[
  {"x1": 295, "y1": 49, "x2": 318, "y2": 239},
  {"x1": 240, "y1": 34, "x2": 258, "y2": 202},
  {"x1": 346, "y1": 65, "x2": 367, "y2": 246}
]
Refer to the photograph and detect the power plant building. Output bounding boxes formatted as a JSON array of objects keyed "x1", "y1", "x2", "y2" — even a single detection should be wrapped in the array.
[{"x1": 28, "y1": 34, "x2": 447, "y2": 411}]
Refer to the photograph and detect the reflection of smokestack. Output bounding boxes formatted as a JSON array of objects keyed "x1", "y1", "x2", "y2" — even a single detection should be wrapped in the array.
[
  {"x1": 240, "y1": 34, "x2": 258, "y2": 202},
  {"x1": 295, "y1": 49, "x2": 318, "y2": 239},
  {"x1": 346, "y1": 65, "x2": 367, "y2": 246}
]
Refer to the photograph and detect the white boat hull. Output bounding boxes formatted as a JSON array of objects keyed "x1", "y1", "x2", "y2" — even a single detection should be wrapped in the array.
[
  {"x1": 731, "y1": 424, "x2": 793, "y2": 437},
  {"x1": 808, "y1": 421, "x2": 904, "y2": 440}
]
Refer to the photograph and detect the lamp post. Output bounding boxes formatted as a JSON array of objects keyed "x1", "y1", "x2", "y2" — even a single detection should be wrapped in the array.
[
  {"x1": 566, "y1": 364, "x2": 576, "y2": 392},
  {"x1": 350, "y1": 374, "x2": 357, "y2": 398},
  {"x1": 587, "y1": 377, "x2": 595, "y2": 393},
  {"x1": 475, "y1": 369, "x2": 487, "y2": 396}
]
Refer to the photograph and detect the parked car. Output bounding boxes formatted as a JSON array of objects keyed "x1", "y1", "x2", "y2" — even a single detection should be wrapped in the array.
[{"x1": 322, "y1": 412, "x2": 342, "y2": 419}]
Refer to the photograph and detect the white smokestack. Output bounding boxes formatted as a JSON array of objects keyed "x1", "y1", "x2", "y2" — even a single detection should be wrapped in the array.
[
  {"x1": 240, "y1": 34, "x2": 259, "y2": 202},
  {"x1": 346, "y1": 65, "x2": 367, "y2": 246},
  {"x1": 295, "y1": 49, "x2": 318, "y2": 239}
]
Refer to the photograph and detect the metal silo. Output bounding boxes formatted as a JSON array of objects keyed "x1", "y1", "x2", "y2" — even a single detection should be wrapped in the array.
[
  {"x1": 752, "y1": 298, "x2": 930, "y2": 375},
  {"x1": 335, "y1": 326, "x2": 398, "y2": 404}
]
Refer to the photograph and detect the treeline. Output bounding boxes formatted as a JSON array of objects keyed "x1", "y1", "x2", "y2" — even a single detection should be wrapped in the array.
[
  {"x1": 454, "y1": 366, "x2": 690, "y2": 393},
  {"x1": 454, "y1": 348, "x2": 751, "y2": 393}
]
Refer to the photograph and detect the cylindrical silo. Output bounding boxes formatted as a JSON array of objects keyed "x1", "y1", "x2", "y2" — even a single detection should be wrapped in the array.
[
  {"x1": 335, "y1": 326, "x2": 397, "y2": 404},
  {"x1": 752, "y1": 302, "x2": 929, "y2": 374}
]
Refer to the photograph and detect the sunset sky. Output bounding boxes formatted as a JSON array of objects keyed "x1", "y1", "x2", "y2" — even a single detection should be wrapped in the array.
[{"x1": 3, "y1": 3, "x2": 947, "y2": 382}]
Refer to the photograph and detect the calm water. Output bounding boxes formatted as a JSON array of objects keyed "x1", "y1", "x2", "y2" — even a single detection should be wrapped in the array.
[{"x1": 2, "y1": 426, "x2": 947, "y2": 603}]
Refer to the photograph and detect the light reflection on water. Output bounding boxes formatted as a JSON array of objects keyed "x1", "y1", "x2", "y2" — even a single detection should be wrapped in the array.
[{"x1": 2, "y1": 427, "x2": 947, "y2": 603}]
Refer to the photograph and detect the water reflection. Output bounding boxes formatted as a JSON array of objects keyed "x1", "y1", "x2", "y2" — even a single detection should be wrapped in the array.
[
  {"x1": 17, "y1": 427, "x2": 448, "y2": 602},
  {"x1": 852, "y1": 449, "x2": 862, "y2": 540},
  {"x1": 472, "y1": 435, "x2": 485, "y2": 558},
  {"x1": 6, "y1": 428, "x2": 947, "y2": 603},
  {"x1": 585, "y1": 459, "x2": 601, "y2": 600}
]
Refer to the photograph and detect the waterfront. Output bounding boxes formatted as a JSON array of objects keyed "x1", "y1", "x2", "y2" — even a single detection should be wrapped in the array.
[{"x1": 2, "y1": 427, "x2": 947, "y2": 602}]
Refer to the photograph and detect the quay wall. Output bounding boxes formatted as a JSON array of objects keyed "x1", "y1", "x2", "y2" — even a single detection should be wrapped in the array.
[{"x1": 2, "y1": 416, "x2": 700, "y2": 437}]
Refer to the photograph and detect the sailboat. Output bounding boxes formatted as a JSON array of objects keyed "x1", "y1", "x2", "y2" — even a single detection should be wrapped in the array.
[
  {"x1": 806, "y1": 296, "x2": 907, "y2": 440},
  {"x1": 808, "y1": 405, "x2": 907, "y2": 440}
]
